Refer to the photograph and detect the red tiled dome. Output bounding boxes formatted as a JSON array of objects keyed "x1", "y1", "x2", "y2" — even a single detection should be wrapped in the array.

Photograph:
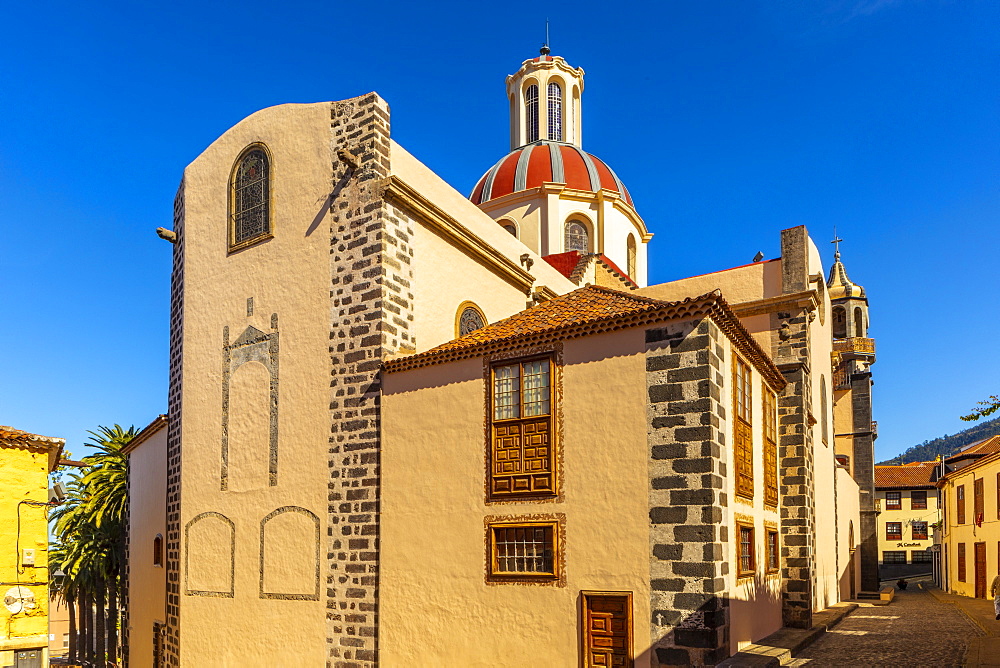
[{"x1": 470, "y1": 141, "x2": 634, "y2": 207}]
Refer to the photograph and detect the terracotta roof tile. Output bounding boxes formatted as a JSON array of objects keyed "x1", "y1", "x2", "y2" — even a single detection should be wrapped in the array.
[
  {"x1": 0, "y1": 425, "x2": 64, "y2": 449},
  {"x1": 874, "y1": 461, "x2": 939, "y2": 489},
  {"x1": 384, "y1": 285, "x2": 786, "y2": 390},
  {"x1": 950, "y1": 435, "x2": 1000, "y2": 460}
]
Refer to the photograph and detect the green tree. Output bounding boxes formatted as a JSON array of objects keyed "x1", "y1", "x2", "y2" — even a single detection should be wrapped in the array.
[
  {"x1": 50, "y1": 424, "x2": 136, "y2": 667},
  {"x1": 961, "y1": 395, "x2": 1000, "y2": 422}
]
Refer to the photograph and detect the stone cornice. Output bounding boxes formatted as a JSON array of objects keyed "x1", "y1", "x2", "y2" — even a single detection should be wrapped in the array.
[
  {"x1": 730, "y1": 289, "x2": 819, "y2": 318},
  {"x1": 381, "y1": 176, "x2": 536, "y2": 292}
]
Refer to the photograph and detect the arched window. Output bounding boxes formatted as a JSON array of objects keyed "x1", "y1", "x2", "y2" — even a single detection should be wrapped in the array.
[
  {"x1": 565, "y1": 221, "x2": 589, "y2": 253},
  {"x1": 854, "y1": 307, "x2": 864, "y2": 337},
  {"x1": 153, "y1": 534, "x2": 163, "y2": 567},
  {"x1": 547, "y1": 82, "x2": 562, "y2": 141},
  {"x1": 626, "y1": 234, "x2": 637, "y2": 279},
  {"x1": 501, "y1": 224, "x2": 517, "y2": 237},
  {"x1": 525, "y1": 85, "x2": 539, "y2": 143},
  {"x1": 231, "y1": 145, "x2": 271, "y2": 248},
  {"x1": 832, "y1": 306, "x2": 847, "y2": 339},
  {"x1": 457, "y1": 303, "x2": 486, "y2": 337}
]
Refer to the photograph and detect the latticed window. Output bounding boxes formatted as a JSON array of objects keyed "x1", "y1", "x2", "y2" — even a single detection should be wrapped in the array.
[
  {"x1": 565, "y1": 221, "x2": 589, "y2": 253},
  {"x1": 231, "y1": 146, "x2": 271, "y2": 247},
  {"x1": 734, "y1": 356, "x2": 754, "y2": 499},
  {"x1": 883, "y1": 550, "x2": 908, "y2": 565},
  {"x1": 886, "y1": 522, "x2": 902, "y2": 540},
  {"x1": 626, "y1": 234, "x2": 637, "y2": 279},
  {"x1": 490, "y1": 357, "x2": 554, "y2": 498},
  {"x1": 957, "y1": 485, "x2": 966, "y2": 524},
  {"x1": 911, "y1": 490, "x2": 927, "y2": 510},
  {"x1": 766, "y1": 529, "x2": 779, "y2": 572},
  {"x1": 458, "y1": 306, "x2": 485, "y2": 336},
  {"x1": 547, "y1": 82, "x2": 562, "y2": 141},
  {"x1": 763, "y1": 389, "x2": 778, "y2": 507},
  {"x1": 912, "y1": 550, "x2": 933, "y2": 563},
  {"x1": 738, "y1": 524, "x2": 755, "y2": 575},
  {"x1": 525, "y1": 85, "x2": 539, "y2": 143},
  {"x1": 488, "y1": 521, "x2": 557, "y2": 579},
  {"x1": 912, "y1": 521, "x2": 928, "y2": 540},
  {"x1": 885, "y1": 491, "x2": 901, "y2": 510}
]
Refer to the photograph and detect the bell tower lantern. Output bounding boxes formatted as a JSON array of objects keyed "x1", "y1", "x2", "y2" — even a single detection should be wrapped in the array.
[{"x1": 506, "y1": 46, "x2": 585, "y2": 150}]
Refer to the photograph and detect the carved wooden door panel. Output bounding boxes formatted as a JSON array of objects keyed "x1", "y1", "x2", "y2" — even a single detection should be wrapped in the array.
[
  {"x1": 583, "y1": 592, "x2": 632, "y2": 668},
  {"x1": 975, "y1": 542, "x2": 987, "y2": 599}
]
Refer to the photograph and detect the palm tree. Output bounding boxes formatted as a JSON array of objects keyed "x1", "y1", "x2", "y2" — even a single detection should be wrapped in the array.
[{"x1": 51, "y1": 424, "x2": 136, "y2": 667}]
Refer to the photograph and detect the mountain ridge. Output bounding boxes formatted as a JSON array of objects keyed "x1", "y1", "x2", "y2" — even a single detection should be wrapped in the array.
[{"x1": 878, "y1": 416, "x2": 1000, "y2": 465}]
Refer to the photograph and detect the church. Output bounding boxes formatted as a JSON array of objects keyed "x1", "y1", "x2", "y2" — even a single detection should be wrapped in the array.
[{"x1": 130, "y1": 46, "x2": 879, "y2": 666}]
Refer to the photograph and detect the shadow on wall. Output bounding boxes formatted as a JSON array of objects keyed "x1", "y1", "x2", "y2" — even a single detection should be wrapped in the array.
[{"x1": 729, "y1": 571, "x2": 782, "y2": 652}]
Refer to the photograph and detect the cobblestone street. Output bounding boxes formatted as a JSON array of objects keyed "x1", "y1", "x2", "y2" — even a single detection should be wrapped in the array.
[{"x1": 789, "y1": 583, "x2": 984, "y2": 666}]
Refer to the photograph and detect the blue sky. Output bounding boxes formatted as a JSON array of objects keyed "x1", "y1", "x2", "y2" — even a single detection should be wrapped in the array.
[{"x1": 2, "y1": 0, "x2": 997, "y2": 461}]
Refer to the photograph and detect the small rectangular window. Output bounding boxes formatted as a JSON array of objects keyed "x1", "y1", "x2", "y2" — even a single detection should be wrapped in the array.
[
  {"x1": 885, "y1": 491, "x2": 901, "y2": 510},
  {"x1": 911, "y1": 490, "x2": 927, "y2": 510},
  {"x1": 765, "y1": 529, "x2": 779, "y2": 573},
  {"x1": 886, "y1": 522, "x2": 902, "y2": 540},
  {"x1": 153, "y1": 534, "x2": 163, "y2": 567},
  {"x1": 911, "y1": 521, "x2": 928, "y2": 540},
  {"x1": 882, "y1": 551, "x2": 907, "y2": 564},
  {"x1": 488, "y1": 521, "x2": 558, "y2": 580},
  {"x1": 958, "y1": 543, "x2": 966, "y2": 581},
  {"x1": 957, "y1": 485, "x2": 966, "y2": 524},
  {"x1": 737, "y1": 523, "x2": 755, "y2": 576},
  {"x1": 911, "y1": 550, "x2": 933, "y2": 564}
]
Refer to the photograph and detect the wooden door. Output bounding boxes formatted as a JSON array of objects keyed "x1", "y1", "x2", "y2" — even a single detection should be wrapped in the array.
[
  {"x1": 583, "y1": 592, "x2": 633, "y2": 668},
  {"x1": 975, "y1": 542, "x2": 987, "y2": 599}
]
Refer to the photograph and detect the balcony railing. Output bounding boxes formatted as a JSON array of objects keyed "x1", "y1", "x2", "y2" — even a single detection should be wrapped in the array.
[
  {"x1": 872, "y1": 421, "x2": 878, "y2": 439},
  {"x1": 833, "y1": 337, "x2": 876, "y2": 356}
]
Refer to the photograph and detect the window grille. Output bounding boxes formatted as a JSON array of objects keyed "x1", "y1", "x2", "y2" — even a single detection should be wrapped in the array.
[
  {"x1": 885, "y1": 491, "x2": 901, "y2": 510},
  {"x1": 738, "y1": 524, "x2": 755, "y2": 575},
  {"x1": 912, "y1": 521, "x2": 928, "y2": 540},
  {"x1": 525, "y1": 85, "x2": 539, "y2": 143},
  {"x1": 766, "y1": 530, "x2": 779, "y2": 572},
  {"x1": 490, "y1": 357, "x2": 554, "y2": 498},
  {"x1": 911, "y1": 550, "x2": 933, "y2": 563},
  {"x1": 490, "y1": 522, "x2": 556, "y2": 577},
  {"x1": 883, "y1": 550, "x2": 907, "y2": 564},
  {"x1": 565, "y1": 221, "x2": 589, "y2": 253},
  {"x1": 231, "y1": 147, "x2": 270, "y2": 246},
  {"x1": 734, "y1": 357, "x2": 754, "y2": 499},
  {"x1": 459, "y1": 307, "x2": 485, "y2": 336},
  {"x1": 547, "y1": 82, "x2": 562, "y2": 141},
  {"x1": 886, "y1": 522, "x2": 902, "y2": 540}
]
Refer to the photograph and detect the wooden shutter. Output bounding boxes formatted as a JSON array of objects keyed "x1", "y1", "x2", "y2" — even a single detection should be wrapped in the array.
[
  {"x1": 763, "y1": 390, "x2": 778, "y2": 507},
  {"x1": 733, "y1": 357, "x2": 754, "y2": 499},
  {"x1": 958, "y1": 543, "x2": 966, "y2": 582},
  {"x1": 975, "y1": 478, "x2": 984, "y2": 520},
  {"x1": 490, "y1": 358, "x2": 555, "y2": 499},
  {"x1": 957, "y1": 485, "x2": 966, "y2": 525}
]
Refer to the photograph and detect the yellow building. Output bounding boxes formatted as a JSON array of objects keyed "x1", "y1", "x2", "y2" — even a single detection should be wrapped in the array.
[
  {"x1": 938, "y1": 436, "x2": 1000, "y2": 599},
  {"x1": 0, "y1": 426, "x2": 64, "y2": 668},
  {"x1": 132, "y1": 47, "x2": 876, "y2": 666},
  {"x1": 873, "y1": 462, "x2": 940, "y2": 580}
]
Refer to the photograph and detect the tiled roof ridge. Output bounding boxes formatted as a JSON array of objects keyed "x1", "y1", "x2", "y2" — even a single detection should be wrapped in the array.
[
  {"x1": 0, "y1": 425, "x2": 65, "y2": 449},
  {"x1": 874, "y1": 460, "x2": 940, "y2": 489},
  {"x1": 384, "y1": 285, "x2": 785, "y2": 390}
]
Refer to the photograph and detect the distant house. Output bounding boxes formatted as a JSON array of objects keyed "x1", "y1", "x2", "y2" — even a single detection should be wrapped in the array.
[{"x1": 874, "y1": 461, "x2": 941, "y2": 581}]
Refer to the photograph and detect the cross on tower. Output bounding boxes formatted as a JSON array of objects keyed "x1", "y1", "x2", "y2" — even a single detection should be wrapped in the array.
[{"x1": 831, "y1": 230, "x2": 843, "y2": 260}]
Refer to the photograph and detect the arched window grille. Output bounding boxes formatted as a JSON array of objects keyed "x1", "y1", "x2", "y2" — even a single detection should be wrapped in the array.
[
  {"x1": 565, "y1": 221, "x2": 589, "y2": 253},
  {"x1": 525, "y1": 85, "x2": 539, "y2": 143},
  {"x1": 547, "y1": 82, "x2": 562, "y2": 141},
  {"x1": 231, "y1": 146, "x2": 271, "y2": 247},
  {"x1": 626, "y1": 234, "x2": 637, "y2": 278}
]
